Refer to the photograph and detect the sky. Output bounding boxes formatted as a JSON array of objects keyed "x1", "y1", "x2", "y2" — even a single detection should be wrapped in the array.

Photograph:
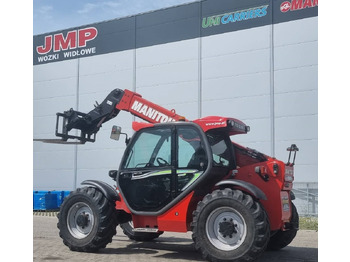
[{"x1": 33, "y1": 0, "x2": 197, "y2": 35}]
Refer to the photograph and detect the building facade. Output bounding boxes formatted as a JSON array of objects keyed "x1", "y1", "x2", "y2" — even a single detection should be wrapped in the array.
[{"x1": 33, "y1": 0, "x2": 318, "y2": 191}]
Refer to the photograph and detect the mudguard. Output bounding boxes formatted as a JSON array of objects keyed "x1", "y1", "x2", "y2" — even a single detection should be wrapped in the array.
[
  {"x1": 215, "y1": 179, "x2": 267, "y2": 200},
  {"x1": 81, "y1": 180, "x2": 120, "y2": 202},
  {"x1": 290, "y1": 190, "x2": 296, "y2": 200}
]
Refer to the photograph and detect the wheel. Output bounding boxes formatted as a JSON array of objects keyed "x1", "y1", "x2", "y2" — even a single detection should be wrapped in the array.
[
  {"x1": 57, "y1": 187, "x2": 117, "y2": 252},
  {"x1": 267, "y1": 202, "x2": 299, "y2": 251},
  {"x1": 120, "y1": 221, "x2": 163, "y2": 241},
  {"x1": 191, "y1": 188, "x2": 270, "y2": 262}
]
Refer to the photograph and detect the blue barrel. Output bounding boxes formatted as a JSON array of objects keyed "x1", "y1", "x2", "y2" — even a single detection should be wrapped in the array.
[
  {"x1": 55, "y1": 191, "x2": 71, "y2": 207},
  {"x1": 33, "y1": 191, "x2": 58, "y2": 210}
]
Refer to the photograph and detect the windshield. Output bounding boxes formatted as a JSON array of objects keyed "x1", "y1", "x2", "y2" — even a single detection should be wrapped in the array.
[{"x1": 122, "y1": 128, "x2": 171, "y2": 169}]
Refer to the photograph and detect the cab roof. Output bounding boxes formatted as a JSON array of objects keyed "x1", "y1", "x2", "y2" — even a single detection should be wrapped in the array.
[{"x1": 132, "y1": 116, "x2": 249, "y2": 136}]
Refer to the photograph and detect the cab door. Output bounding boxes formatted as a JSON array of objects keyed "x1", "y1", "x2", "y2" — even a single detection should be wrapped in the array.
[
  {"x1": 118, "y1": 124, "x2": 210, "y2": 213},
  {"x1": 118, "y1": 126, "x2": 174, "y2": 212}
]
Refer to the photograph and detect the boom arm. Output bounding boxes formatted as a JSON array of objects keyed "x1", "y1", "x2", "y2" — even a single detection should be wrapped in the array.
[{"x1": 55, "y1": 88, "x2": 186, "y2": 143}]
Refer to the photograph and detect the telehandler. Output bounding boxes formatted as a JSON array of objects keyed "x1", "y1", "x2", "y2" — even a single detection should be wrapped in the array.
[{"x1": 44, "y1": 88, "x2": 299, "y2": 261}]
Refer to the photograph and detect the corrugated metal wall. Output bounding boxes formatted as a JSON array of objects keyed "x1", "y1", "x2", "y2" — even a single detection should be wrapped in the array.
[{"x1": 33, "y1": 1, "x2": 318, "y2": 190}]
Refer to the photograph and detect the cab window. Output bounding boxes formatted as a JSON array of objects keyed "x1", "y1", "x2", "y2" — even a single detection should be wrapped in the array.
[
  {"x1": 178, "y1": 127, "x2": 208, "y2": 170},
  {"x1": 176, "y1": 126, "x2": 208, "y2": 192},
  {"x1": 122, "y1": 128, "x2": 171, "y2": 169},
  {"x1": 206, "y1": 131, "x2": 235, "y2": 168}
]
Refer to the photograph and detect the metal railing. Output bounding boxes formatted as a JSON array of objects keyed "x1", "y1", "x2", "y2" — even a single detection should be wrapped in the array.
[{"x1": 292, "y1": 182, "x2": 318, "y2": 216}]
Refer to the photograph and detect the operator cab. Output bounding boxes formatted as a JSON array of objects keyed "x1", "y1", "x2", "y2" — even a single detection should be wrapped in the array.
[
  {"x1": 115, "y1": 119, "x2": 240, "y2": 214},
  {"x1": 117, "y1": 122, "x2": 210, "y2": 213}
]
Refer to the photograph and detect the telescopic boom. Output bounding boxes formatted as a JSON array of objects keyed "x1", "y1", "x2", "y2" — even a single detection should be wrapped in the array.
[{"x1": 55, "y1": 88, "x2": 186, "y2": 143}]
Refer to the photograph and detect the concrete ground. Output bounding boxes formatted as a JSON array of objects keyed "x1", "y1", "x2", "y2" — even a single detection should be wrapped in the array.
[{"x1": 33, "y1": 215, "x2": 318, "y2": 262}]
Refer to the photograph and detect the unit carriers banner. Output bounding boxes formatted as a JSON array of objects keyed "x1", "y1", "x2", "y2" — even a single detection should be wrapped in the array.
[{"x1": 33, "y1": 0, "x2": 317, "y2": 65}]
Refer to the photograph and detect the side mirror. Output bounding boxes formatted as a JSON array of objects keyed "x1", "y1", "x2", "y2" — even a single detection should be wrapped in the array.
[
  {"x1": 110, "y1": 125, "x2": 122, "y2": 141},
  {"x1": 110, "y1": 125, "x2": 130, "y2": 145},
  {"x1": 109, "y1": 170, "x2": 118, "y2": 181}
]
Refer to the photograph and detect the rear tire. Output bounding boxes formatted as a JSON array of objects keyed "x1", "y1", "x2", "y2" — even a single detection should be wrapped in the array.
[
  {"x1": 192, "y1": 189, "x2": 270, "y2": 262},
  {"x1": 267, "y1": 202, "x2": 299, "y2": 251},
  {"x1": 120, "y1": 221, "x2": 163, "y2": 241},
  {"x1": 57, "y1": 187, "x2": 117, "y2": 252}
]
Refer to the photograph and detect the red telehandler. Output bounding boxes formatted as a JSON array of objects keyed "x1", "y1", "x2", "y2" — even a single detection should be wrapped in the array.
[{"x1": 45, "y1": 88, "x2": 299, "y2": 261}]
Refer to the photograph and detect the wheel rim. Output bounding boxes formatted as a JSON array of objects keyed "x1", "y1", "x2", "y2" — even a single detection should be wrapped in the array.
[
  {"x1": 67, "y1": 202, "x2": 95, "y2": 239},
  {"x1": 206, "y1": 207, "x2": 247, "y2": 251}
]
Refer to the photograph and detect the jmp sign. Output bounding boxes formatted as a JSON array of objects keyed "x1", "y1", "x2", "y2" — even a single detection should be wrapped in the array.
[{"x1": 34, "y1": 27, "x2": 98, "y2": 64}]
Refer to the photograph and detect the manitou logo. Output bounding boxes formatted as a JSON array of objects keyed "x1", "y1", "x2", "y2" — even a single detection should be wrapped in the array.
[
  {"x1": 131, "y1": 100, "x2": 176, "y2": 123},
  {"x1": 36, "y1": 27, "x2": 98, "y2": 55},
  {"x1": 280, "y1": 0, "x2": 318, "y2": 13}
]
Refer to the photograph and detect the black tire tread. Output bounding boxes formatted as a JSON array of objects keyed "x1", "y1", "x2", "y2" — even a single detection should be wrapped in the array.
[
  {"x1": 57, "y1": 187, "x2": 117, "y2": 252},
  {"x1": 191, "y1": 188, "x2": 270, "y2": 262},
  {"x1": 267, "y1": 202, "x2": 299, "y2": 251}
]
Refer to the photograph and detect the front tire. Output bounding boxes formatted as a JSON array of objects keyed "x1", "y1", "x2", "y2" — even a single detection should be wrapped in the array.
[
  {"x1": 192, "y1": 189, "x2": 270, "y2": 262},
  {"x1": 57, "y1": 187, "x2": 117, "y2": 252}
]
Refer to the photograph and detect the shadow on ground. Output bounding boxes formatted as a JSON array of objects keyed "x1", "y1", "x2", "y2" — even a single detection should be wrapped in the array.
[{"x1": 99, "y1": 236, "x2": 317, "y2": 262}]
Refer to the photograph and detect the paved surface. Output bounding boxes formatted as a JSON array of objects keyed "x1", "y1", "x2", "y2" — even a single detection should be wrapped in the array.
[{"x1": 33, "y1": 215, "x2": 318, "y2": 262}]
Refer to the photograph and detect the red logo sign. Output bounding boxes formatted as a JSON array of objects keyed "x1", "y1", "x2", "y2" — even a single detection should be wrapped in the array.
[
  {"x1": 280, "y1": 1, "x2": 291, "y2": 12},
  {"x1": 36, "y1": 27, "x2": 98, "y2": 55},
  {"x1": 280, "y1": 0, "x2": 318, "y2": 13}
]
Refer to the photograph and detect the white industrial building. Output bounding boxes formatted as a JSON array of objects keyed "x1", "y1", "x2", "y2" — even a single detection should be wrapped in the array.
[{"x1": 33, "y1": 0, "x2": 318, "y2": 193}]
